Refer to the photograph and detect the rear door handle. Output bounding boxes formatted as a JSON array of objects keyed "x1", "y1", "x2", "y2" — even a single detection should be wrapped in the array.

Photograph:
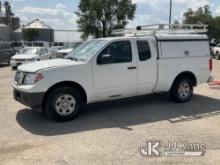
[{"x1": 127, "y1": 66, "x2": 137, "y2": 70}]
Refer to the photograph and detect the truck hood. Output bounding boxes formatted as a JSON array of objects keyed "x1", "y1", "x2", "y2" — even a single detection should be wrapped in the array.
[
  {"x1": 11, "y1": 54, "x2": 38, "y2": 60},
  {"x1": 18, "y1": 59, "x2": 82, "y2": 72},
  {"x1": 57, "y1": 49, "x2": 73, "y2": 54}
]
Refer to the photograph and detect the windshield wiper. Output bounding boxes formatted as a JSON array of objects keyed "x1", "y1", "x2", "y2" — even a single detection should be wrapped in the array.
[
  {"x1": 66, "y1": 57, "x2": 78, "y2": 61},
  {"x1": 66, "y1": 57, "x2": 85, "y2": 62}
]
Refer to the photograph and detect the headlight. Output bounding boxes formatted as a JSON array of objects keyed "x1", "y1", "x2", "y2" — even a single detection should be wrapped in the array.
[{"x1": 22, "y1": 73, "x2": 44, "y2": 85}]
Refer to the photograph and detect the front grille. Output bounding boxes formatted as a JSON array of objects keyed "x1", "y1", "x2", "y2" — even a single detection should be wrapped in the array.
[{"x1": 15, "y1": 59, "x2": 25, "y2": 62}]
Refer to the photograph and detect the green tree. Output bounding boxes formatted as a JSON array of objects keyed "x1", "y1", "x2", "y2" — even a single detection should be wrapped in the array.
[
  {"x1": 182, "y1": 5, "x2": 220, "y2": 41},
  {"x1": 183, "y1": 5, "x2": 212, "y2": 25},
  {"x1": 208, "y1": 17, "x2": 220, "y2": 42},
  {"x1": 172, "y1": 20, "x2": 180, "y2": 29},
  {"x1": 75, "y1": 0, "x2": 136, "y2": 39},
  {"x1": 23, "y1": 28, "x2": 39, "y2": 41}
]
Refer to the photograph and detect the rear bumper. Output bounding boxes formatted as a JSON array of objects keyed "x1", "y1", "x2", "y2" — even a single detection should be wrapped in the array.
[{"x1": 13, "y1": 89, "x2": 45, "y2": 111}]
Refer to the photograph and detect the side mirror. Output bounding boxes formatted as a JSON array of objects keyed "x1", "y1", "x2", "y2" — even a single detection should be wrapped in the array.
[{"x1": 98, "y1": 54, "x2": 113, "y2": 64}]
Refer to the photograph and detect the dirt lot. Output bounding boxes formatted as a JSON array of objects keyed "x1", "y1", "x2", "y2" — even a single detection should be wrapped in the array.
[{"x1": 0, "y1": 61, "x2": 220, "y2": 165}]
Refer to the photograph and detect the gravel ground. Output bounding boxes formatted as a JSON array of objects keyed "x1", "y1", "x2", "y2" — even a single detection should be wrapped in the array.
[{"x1": 0, "y1": 60, "x2": 220, "y2": 165}]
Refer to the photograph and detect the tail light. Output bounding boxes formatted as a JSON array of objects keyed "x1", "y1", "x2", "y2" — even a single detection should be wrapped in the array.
[{"x1": 209, "y1": 59, "x2": 213, "y2": 72}]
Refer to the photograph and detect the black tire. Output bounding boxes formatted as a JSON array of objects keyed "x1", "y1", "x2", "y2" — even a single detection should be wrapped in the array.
[
  {"x1": 215, "y1": 52, "x2": 220, "y2": 60},
  {"x1": 12, "y1": 66, "x2": 17, "y2": 70},
  {"x1": 44, "y1": 87, "x2": 83, "y2": 122},
  {"x1": 170, "y1": 77, "x2": 193, "y2": 103}
]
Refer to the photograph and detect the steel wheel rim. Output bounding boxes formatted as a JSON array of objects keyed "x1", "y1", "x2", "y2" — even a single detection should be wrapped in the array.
[
  {"x1": 55, "y1": 94, "x2": 76, "y2": 116},
  {"x1": 178, "y1": 82, "x2": 191, "y2": 100}
]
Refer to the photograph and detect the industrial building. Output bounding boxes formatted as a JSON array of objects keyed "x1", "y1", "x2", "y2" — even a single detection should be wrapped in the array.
[
  {"x1": 0, "y1": 24, "x2": 10, "y2": 41},
  {"x1": 0, "y1": 1, "x2": 82, "y2": 43},
  {"x1": 0, "y1": 1, "x2": 20, "y2": 41}
]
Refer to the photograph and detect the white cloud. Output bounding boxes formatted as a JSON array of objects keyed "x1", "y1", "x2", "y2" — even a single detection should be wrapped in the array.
[
  {"x1": 215, "y1": 6, "x2": 220, "y2": 16},
  {"x1": 14, "y1": 0, "x2": 214, "y2": 31},
  {"x1": 128, "y1": 0, "x2": 211, "y2": 27},
  {"x1": 16, "y1": 5, "x2": 77, "y2": 30},
  {"x1": 56, "y1": 3, "x2": 66, "y2": 9}
]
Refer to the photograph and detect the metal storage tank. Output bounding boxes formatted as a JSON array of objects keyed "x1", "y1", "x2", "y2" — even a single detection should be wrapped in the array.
[
  {"x1": 22, "y1": 19, "x2": 54, "y2": 42},
  {"x1": 0, "y1": 24, "x2": 10, "y2": 41}
]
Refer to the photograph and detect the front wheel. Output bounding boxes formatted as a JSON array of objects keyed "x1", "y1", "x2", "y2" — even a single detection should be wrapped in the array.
[
  {"x1": 44, "y1": 87, "x2": 83, "y2": 122},
  {"x1": 170, "y1": 77, "x2": 193, "y2": 103}
]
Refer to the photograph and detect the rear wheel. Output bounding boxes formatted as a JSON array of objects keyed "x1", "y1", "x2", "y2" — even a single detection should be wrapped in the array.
[
  {"x1": 44, "y1": 87, "x2": 83, "y2": 122},
  {"x1": 170, "y1": 77, "x2": 193, "y2": 103}
]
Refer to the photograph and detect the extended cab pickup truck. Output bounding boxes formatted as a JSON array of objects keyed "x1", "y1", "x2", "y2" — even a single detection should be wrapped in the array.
[{"x1": 13, "y1": 26, "x2": 213, "y2": 121}]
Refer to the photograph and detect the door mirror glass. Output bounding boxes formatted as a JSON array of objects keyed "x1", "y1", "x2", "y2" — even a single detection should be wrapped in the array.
[{"x1": 98, "y1": 54, "x2": 113, "y2": 64}]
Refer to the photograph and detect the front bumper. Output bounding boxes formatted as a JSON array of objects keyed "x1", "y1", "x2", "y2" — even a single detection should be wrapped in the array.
[
  {"x1": 10, "y1": 60, "x2": 32, "y2": 67},
  {"x1": 13, "y1": 89, "x2": 45, "y2": 110},
  {"x1": 10, "y1": 60, "x2": 25, "y2": 67}
]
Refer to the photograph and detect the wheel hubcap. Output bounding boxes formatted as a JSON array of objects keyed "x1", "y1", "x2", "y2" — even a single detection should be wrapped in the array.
[
  {"x1": 55, "y1": 94, "x2": 76, "y2": 116},
  {"x1": 178, "y1": 82, "x2": 191, "y2": 100}
]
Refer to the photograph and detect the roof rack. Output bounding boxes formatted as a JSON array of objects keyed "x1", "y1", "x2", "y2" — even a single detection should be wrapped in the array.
[{"x1": 112, "y1": 24, "x2": 208, "y2": 36}]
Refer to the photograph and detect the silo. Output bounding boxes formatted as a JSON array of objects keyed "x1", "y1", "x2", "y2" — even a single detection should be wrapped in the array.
[{"x1": 22, "y1": 19, "x2": 54, "y2": 42}]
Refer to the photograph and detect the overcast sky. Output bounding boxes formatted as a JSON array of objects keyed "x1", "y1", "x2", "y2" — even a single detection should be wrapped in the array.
[{"x1": 2, "y1": 0, "x2": 220, "y2": 30}]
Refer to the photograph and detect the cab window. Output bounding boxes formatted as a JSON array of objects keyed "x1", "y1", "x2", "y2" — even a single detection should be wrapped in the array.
[
  {"x1": 137, "y1": 41, "x2": 151, "y2": 61},
  {"x1": 97, "y1": 41, "x2": 132, "y2": 65}
]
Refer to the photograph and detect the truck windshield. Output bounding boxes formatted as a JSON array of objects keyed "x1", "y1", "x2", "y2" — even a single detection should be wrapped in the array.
[
  {"x1": 20, "y1": 48, "x2": 38, "y2": 55},
  {"x1": 65, "y1": 40, "x2": 107, "y2": 61}
]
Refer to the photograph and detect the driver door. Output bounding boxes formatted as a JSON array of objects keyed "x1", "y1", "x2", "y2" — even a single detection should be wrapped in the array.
[{"x1": 93, "y1": 40, "x2": 138, "y2": 99}]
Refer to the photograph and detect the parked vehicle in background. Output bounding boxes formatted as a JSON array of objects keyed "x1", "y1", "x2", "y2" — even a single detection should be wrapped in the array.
[
  {"x1": 33, "y1": 41, "x2": 50, "y2": 48},
  {"x1": 10, "y1": 47, "x2": 54, "y2": 69},
  {"x1": 53, "y1": 42, "x2": 64, "y2": 47},
  {"x1": 0, "y1": 42, "x2": 16, "y2": 65},
  {"x1": 210, "y1": 42, "x2": 217, "y2": 56},
  {"x1": 48, "y1": 46, "x2": 63, "y2": 57},
  {"x1": 13, "y1": 24, "x2": 213, "y2": 122},
  {"x1": 213, "y1": 44, "x2": 220, "y2": 60},
  {"x1": 56, "y1": 42, "x2": 82, "y2": 58},
  {"x1": 23, "y1": 41, "x2": 33, "y2": 47},
  {"x1": 11, "y1": 41, "x2": 24, "y2": 53}
]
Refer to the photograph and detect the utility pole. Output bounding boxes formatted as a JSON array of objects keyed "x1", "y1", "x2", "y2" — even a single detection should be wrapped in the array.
[{"x1": 169, "y1": 0, "x2": 173, "y2": 28}]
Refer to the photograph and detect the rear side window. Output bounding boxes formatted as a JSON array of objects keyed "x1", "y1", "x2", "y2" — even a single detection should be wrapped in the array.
[{"x1": 137, "y1": 41, "x2": 151, "y2": 61}]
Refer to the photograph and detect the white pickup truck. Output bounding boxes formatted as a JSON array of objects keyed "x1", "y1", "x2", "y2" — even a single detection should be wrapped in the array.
[{"x1": 13, "y1": 26, "x2": 213, "y2": 121}]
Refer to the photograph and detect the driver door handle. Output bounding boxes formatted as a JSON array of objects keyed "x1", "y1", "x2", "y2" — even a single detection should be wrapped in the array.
[{"x1": 127, "y1": 66, "x2": 137, "y2": 70}]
